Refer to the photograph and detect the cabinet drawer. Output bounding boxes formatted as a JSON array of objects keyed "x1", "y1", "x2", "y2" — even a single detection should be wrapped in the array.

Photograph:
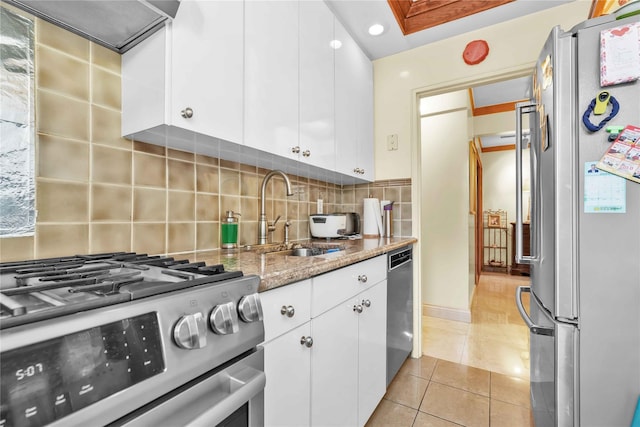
[
  {"x1": 261, "y1": 279, "x2": 311, "y2": 343},
  {"x1": 312, "y1": 256, "x2": 386, "y2": 318}
]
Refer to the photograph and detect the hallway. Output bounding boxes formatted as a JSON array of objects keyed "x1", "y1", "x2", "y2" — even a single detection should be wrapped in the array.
[
  {"x1": 423, "y1": 272, "x2": 531, "y2": 379},
  {"x1": 366, "y1": 272, "x2": 532, "y2": 427}
]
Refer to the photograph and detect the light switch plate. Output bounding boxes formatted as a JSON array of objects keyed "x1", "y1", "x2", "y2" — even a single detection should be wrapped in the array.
[{"x1": 387, "y1": 134, "x2": 398, "y2": 151}]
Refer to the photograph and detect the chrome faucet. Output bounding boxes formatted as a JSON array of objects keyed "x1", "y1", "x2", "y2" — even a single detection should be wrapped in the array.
[{"x1": 258, "y1": 170, "x2": 294, "y2": 245}]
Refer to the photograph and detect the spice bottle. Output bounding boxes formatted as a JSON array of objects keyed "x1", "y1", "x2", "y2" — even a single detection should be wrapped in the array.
[{"x1": 221, "y1": 211, "x2": 240, "y2": 249}]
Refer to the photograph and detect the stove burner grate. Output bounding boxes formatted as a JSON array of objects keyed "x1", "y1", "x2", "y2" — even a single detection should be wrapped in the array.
[{"x1": 0, "y1": 252, "x2": 244, "y2": 330}]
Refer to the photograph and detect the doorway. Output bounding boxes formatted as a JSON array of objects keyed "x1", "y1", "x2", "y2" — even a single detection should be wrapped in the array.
[{"x1": 414, "y1": 74, "x2": 530, "y2": 328}]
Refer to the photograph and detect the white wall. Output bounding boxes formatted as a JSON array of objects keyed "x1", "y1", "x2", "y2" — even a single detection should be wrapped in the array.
[
  {"x1": 420, "y1": 90, "x2": 472, "y2": 312},
  {"x1": 474, "y1": 111, "x2": 519, "y2": 138},
  {"x1": 480, "y1": 149, "x2": 530, "y2": 266},
  {"x1": 373, "y1": 1, "x2": 591, "y2": 180},
  {"x1": 374, "y1": 2, "x2": 590, "y2": 322}
]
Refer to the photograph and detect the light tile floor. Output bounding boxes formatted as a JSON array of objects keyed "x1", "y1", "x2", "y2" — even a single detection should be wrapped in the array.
[{"x1": 366, "y1": 273, "x2": 532, "y2": 427}]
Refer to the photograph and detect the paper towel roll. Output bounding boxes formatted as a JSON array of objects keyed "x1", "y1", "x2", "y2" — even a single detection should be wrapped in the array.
[{"x1": 363, "y1": 198, "x2": 382, "y2": 238}]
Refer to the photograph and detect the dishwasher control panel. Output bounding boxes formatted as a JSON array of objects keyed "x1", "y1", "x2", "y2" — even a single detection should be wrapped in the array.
[{"x1": 388, "y1": 247, "x2": 412, "y2": 270}]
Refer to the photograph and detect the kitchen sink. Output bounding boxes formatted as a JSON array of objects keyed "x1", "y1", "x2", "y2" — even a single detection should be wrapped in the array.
[
  {"x1": 261, "y1": 243, "x2": 345, "y2": 257},
  {"x1": 291, "y1": 248, "x2": 319, "y2": 256}
]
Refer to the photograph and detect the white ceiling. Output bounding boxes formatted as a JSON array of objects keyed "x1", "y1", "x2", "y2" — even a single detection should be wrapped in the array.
[
  {"x1": 325, "y1": 0, "x2": 576, "y2": 61},
  {"x1": 471, "y1": 75, "x2": 531, "y2": 108},
  {"x1": 473, "y1": 76, "x2": 531, "y2": 149}
]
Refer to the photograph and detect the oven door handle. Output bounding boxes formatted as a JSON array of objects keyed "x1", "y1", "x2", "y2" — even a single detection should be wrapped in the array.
[
  {"x1": 187, "y1": 366, "x2": 266, "y2": 427},
  {"x1": 114, "y1": 356, "x2": 265, "y2": 427}
]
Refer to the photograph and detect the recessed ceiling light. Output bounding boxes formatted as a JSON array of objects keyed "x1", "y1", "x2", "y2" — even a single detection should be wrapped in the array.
[
  {"x1": 329, "y1": 39, "x2": 342, "y2": 49},
  {"x1": 368, "y1": 24, "x2": 384, "y2": 36}
]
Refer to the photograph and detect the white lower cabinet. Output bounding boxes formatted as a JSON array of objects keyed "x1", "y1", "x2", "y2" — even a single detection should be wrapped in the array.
[
  {"x1": 261, "y1": 279, "x2": 312, "y2": 427},
  {"x1": 262, "y1": 255, "x2": 387, "y2": 427},
  {"x1": 356, "y1": 281, "x2": 387, "y2": 427},
  {"x1": 311, "y1": 280, "x2": 387, "y2": 427},
  {"x1": 310, "y1": 298, "x2": 359, "y2": 427},
  {"x1": 263, "y1": 322, "x2": 312, "y2": 427}
]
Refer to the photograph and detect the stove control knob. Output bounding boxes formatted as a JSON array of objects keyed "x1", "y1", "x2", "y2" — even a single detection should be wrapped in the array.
[
  {"x1": 238, "y1": 293, "x2": 264, "y2": 323},
  {"x1": 173, "y1": 312, "x2": 207, "y2": 349},
  {"x1": 210, "y1": 302, "x2": 240, "y2": 335}
]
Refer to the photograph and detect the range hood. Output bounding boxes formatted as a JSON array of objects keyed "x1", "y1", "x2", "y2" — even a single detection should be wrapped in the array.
[{"x1": 3, "y1": 0, "x2": 181, "y2": 53}]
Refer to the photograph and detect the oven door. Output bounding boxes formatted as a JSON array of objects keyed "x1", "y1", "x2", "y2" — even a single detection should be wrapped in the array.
[
  {"x1": 110, "y1": 347, "x2": 265, "y2": 427},
  {"x1": 516, "y1": 286, "x2": 578, "y2": 427}
]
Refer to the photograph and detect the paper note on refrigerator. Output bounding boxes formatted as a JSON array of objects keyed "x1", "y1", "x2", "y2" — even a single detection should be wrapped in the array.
[
  {"x1": 596, "y1": 124, "x2": 640, "y2": 184},
  {"x1": 600, "y1": 22, "x2": 640, "y2": 87},
  {"x1": 584, "y1": 162, "x2": 626, "y2": 213}
]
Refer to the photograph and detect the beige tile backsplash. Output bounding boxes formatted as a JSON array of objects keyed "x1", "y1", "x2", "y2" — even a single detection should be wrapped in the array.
[
  {"x1": 0, "y1": 13, "x2": 412, "y2": 262},
  {"x1": 91, "y1": 185, "x2": 132, "y2": 221},
  {"x1": 37, "y1": 19, "x2": 89, "y2": 60},
  {"x1": 37, "y1": 45, "x2": 89, "y2": 100},
  {"x1": 37, "y1": 89, "x2": 89, "y2": 140},
  {"x1": 37, "y1": 134, "x2": 89, "y2": 181},
  {"x1": 133, "y1": 188, "x2": 166, "y2": 222}
]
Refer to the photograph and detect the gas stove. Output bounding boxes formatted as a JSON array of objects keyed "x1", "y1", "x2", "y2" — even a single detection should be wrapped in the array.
[
  {"x1": 0, "y1": 252, "x2": 244, "y2": 329},
  {"x1": 0, "y1": 252, "x2": 265, "y2": 427}
]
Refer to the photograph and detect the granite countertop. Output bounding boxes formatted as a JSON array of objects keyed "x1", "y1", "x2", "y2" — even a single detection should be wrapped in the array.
[{"x1": 197, "y1": 237, "x2": 417, "y2": 292}]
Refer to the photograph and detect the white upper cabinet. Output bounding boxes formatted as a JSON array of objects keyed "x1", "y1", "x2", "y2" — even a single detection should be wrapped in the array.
[
  {"x1": 334, "y1": 19, "x2": 374, "y2": 181},
  {"x1": 170, "y1": 0, "x2": 243, "y2": 143},
  {"x1": 355, "y1": 51, "x2": 374, "y2": 182},
  {"x1": 122, "y1": 0, "x2": 373, "y2": 183},
  {"x1": 122, "y1": 0, "x2": 244, "y2": 146},
  {"x1": 298, "y1": 1, "x2": 335, "y2": 171},
  {"x1": 244, "y1": 0, "x2": 299, "y2": 157}
]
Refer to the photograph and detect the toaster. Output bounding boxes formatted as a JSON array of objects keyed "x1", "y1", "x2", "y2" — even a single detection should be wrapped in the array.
[{"x1": 309, "y1": 213, "x2": 360, "y2": 238}]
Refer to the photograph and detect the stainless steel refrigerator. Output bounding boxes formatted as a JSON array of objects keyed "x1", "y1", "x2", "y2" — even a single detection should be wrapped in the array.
[{"x1": 514, "y1": 11, "x2": 640, "y2": 427}]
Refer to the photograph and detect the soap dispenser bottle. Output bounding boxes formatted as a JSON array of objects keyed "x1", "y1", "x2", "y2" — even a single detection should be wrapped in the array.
[{"x1": 221, "y1": 211, "x2": 240, "y2": 249}]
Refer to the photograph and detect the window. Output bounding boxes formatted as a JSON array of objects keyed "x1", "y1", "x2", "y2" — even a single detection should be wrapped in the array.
[{"x1": 0, "y1": 6, "x2": 35, "y2": 237}]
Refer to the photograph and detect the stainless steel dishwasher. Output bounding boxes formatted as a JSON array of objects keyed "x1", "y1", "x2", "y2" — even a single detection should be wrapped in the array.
[{"x1": 386, "y1": 246, "x2": 413, "y2": 386}]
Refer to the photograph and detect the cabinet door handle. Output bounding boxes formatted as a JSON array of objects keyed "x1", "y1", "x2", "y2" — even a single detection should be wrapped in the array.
[
  {"x1": 280, "y1": 305, "x2": 295, "y2": 318},
  {"x1": 353, "y1": 304, "x2": 363, "y2": 314},
  {"x1": 302, "y1": 149, "x2": 310, "y2": 157},
  {"x1": 300, "y1": 336, "x2": 313, "y2": 348},
  {"x1": 291, "y1": 146, "x2": 300, "y2": 154},
  {"x1": 181, "y1": 107, "x2": 194, "y2": 119},
  {"x1": 362, "y1": 299, "x2": 371, "y2": 308},
  {"x1": 358, "y1": 274, "x2": 368, "y2": 283}
]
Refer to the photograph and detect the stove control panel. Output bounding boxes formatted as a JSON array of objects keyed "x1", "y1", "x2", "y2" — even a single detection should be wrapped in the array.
[{"x1": 0, "y1": 312, "x2": 164, "y2": 427}]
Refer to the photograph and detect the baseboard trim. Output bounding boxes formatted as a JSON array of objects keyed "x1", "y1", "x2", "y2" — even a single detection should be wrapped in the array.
[{"x1": 423, "y1": 304, "x2": 471, "y2": 323}]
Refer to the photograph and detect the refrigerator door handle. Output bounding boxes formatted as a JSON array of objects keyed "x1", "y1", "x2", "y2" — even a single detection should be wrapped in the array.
[
  {"x1": 515, "y1": 102, "x2": 537, "y2": 264},
  {"x1": 516, "y1": 286, "x2": 554, "y2": 336}
]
